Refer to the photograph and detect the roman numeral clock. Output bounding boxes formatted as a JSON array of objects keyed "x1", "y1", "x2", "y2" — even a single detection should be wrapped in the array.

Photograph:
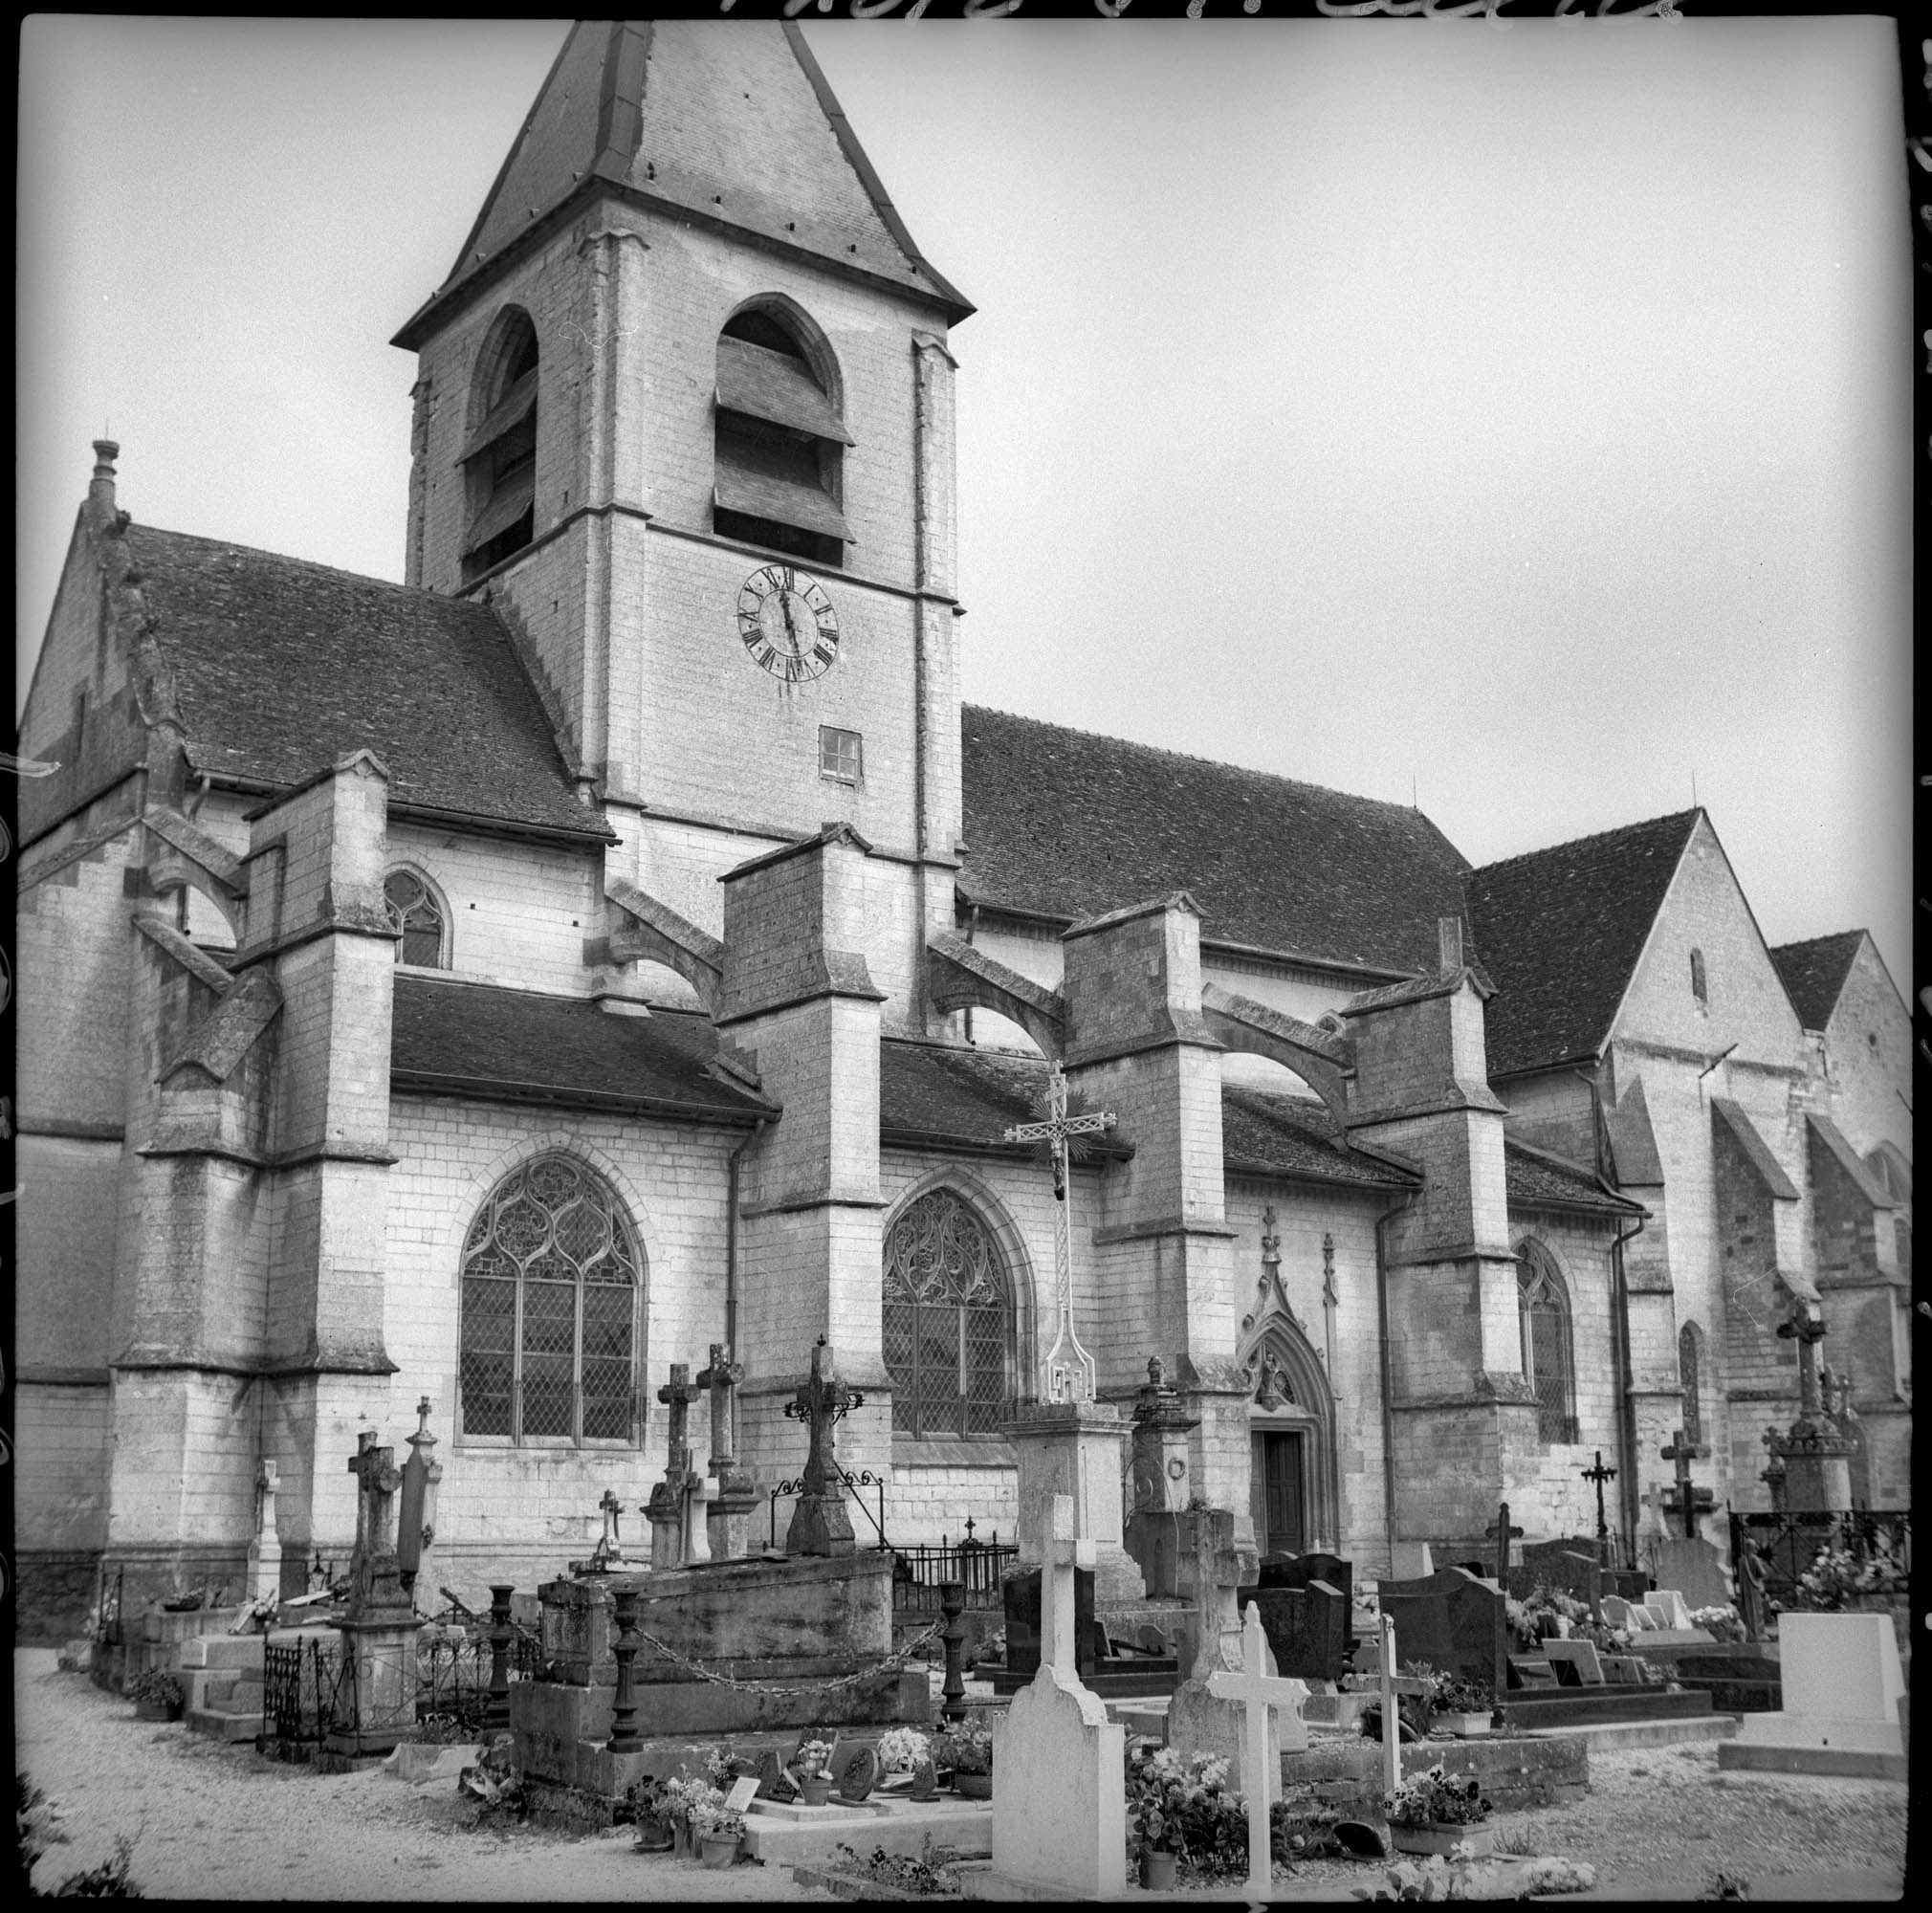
[{"x1": 736, "y1": 563, "x2": 840, "y2": 684}]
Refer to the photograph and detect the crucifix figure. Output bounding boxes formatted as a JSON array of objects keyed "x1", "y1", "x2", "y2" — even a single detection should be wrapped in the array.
[
  {"x1": 1659, "y1": 1428, "x2": 1713, "y2": 1540},
  {"x1": 1036, "y1": 1491, "x2": 1096, "y2": 1680},
  {"x1": 1003, "y1": 1062, "x2": 1116, "y2": 1403},
  {"x1": 783, "y1": 1337, "x2": 864, "y2": 1556},
  {"x1": 1580, "y1": 1450, "x2": 1618, "y2": 1569},
  {"x1": 1207, "y1": 1603, "x2": 1307, "y2": 1899},
  {"x1": 1485, "y1": 1501, "x2": 1523, "y2": 1583},
  {"x1": 1320, "y1": 1232, "x2": 1338, "y2": 1374}
]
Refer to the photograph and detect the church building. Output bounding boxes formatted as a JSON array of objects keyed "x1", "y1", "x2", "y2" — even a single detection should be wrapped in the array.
[{"x1": 12, "y1": 20, "x2": 1910, "y2": 1632}]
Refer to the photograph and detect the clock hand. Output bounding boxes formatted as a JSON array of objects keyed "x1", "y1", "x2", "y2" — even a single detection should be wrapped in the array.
[{"x1": 779, "y1": 592, "x2": 802, "y2": 655}]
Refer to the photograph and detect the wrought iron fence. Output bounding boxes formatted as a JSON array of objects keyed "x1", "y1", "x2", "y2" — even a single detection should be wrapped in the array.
[
  {"x1": 1731, "y1": 1507, "x2": 1910, "y2": 1614},
  {"x1": 414, "y1": 1625, "x2": 541, "y2": 1729},
  {"x1": 260, "y1": 1635, "x2": 348, "y2": 1754},
  {"x1": 892, "y1": 1524, "x2": 1018, "y2": 1614}
]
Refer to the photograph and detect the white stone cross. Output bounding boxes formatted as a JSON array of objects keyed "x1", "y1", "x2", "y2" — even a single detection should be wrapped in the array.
[
  {"x1": 1207, "y1": 1602, "x2": 1306, "y2": 1899},
  {"x1": 1003, "y1": 1063, "x2": 1116, "y2": 1403},
  {"x1": 1039, "y1": 1491, "x2": 1096, "y2": 1679},
  {"x1": 1377, "y1": 1614, "x2": 1432, "y2": 1798}
]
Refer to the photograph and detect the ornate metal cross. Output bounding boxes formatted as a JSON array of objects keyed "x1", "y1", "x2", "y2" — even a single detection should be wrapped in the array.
[
  {"x1": 1579, "y1": 1450, "x2": 1618, "y2": 1567},
  {"x1": 1485, "y1": 1501, "x2": 1524, "y2": 1582},
  {"x1": 1321, "y1": 1231, "x2": 1338, "y2": 1374},
  {"x1": 1659, "y1": 1427, "x2": 1713, "y2": 1539},
  {"x1": 1003, "y1": 1061, "x2": 1116, "y2": 1403},
  {"x1": 784, "y1": 1335, "x2": 865, "y2": 1500}
]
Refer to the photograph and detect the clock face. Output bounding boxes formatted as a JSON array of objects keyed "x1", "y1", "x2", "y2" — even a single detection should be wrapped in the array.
[{"x1": 736, "y1": 564, "x2": 839, "y2": 682}]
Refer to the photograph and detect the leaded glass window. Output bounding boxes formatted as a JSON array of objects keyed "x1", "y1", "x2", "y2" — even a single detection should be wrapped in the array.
[
  {"x1": 384, "y1": 869, "x2": 446, "y2": 968},
  {"x1": 459, "y1": 1153, "x2": 641, "y2": 1443},
  {"x1": 883, "y1": 1190, "x2": 1009, "y2": 1439},
  {"x1": 1678, "y1": 1322, "x2": 1703, "y2": 1446},
  {"x1": 1517, "y1": 1241, "x2": 1576, "y2": 1444}
]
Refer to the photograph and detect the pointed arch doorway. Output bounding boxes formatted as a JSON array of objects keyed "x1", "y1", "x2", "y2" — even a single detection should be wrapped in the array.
[{"x1": 1241, "y1": 1323, "x2": 1341, "y2": 1556}]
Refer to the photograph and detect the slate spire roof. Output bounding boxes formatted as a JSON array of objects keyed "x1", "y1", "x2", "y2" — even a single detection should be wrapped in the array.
[
  {"x1": 1462, "y1": 808, "x2": 1701, "y2": 1079},
  {"x1": 957, "y1": 706, "x2": 1472, "y2": 978},
  {"x1": 1767, "y1": 930, "x2": 1867, "y2": 1032},
  {"x1": 393, "y1": 20, "x2": 971, "y2": 348}
]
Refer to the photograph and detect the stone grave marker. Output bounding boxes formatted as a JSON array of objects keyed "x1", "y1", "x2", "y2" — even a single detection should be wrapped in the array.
[
  {"x1": 724, "y1": 1774, "x2": 761, "y2": 1814},
  {"x1": 1644, "y1": 1590, "x2": 1693, "y2": 1630},
  {"x1": 1721, "y1": 1613, "x2": 1906, "y2": 1778},
  {"x1": 1257, "y1": 1549, "x2": 1355, "y2": 1652},
  {"x1": 1373, "y1": 1566, "x2": 1507, "y2": 1695},
  {"x1": 1542, "y1": 1639, "x2": 1606, "y2": 1685},
  {"x1": 1650, "y1": 1536, "x2": 1729, "y2": 1612},
  {"x1": 755, "y1": 1749, "x2": 798, "y2": 1802},
  {"x1": 1207, "y1": 1603, "x2": 1308, "y2": 1900},
  {"x1": 1249, "y1": 1577, "x2": 1349, "y2": 1685},
  {"x1": 835, "y1": 1745, "x2": 879, "y2": 1802},
  {"x1": 989, "y1": 1492, "x2": 1127, "y2": 1899},
  {"x1": 1601, "y1": 1595, "x2": 1647, "y2": 1631}
]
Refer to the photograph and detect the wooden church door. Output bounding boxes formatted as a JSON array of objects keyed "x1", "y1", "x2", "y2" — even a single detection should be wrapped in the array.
[{"x1": 1253, "y1": 1430, "x2": 1306, "y2": 1555}]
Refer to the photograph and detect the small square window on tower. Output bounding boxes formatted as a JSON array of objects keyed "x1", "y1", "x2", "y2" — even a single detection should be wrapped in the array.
[{"x1": 820, "y1": 725, "x2": 863, "y2": 784}]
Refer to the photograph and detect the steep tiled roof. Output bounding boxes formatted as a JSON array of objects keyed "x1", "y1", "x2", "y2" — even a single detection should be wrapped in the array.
[
  {"x1": 1768, "y1": 931, "x2": 1865, "y2": 1032},
  {"x1": 1222, "y1": 1088, "x2": 1418, "y2": 1189},
  {"x1": 1504, "y1": 1139, "x2": 1644, "y2": 1218},
  {"x1": 958, "y1": 708, "x2": 1471, "y2": 977},
  {"x1": 124, "y1": 525, "x2": 605, "y2": 841},
  {"x1": 880, "y1": 1043, "x2": 1129, "y2": 1161},
  {"x1": 1463, "y1": 811, "x2": 1700, "y2": 1078},
  {"x1": 390, "y1": 978, "x2": 772, "y2": 1122}
]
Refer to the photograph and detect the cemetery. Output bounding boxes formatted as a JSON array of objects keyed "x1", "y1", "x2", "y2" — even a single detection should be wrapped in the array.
[{"x1": 46, "y1": 1323, "x2": 1910, "y2": 1902}]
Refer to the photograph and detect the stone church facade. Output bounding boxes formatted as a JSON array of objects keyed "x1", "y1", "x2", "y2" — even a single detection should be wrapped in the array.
[{"x1": 12, "y1": 20, "x2": 1911, "y2": 1632}]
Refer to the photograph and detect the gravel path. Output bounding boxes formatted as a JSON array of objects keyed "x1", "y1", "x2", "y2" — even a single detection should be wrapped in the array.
[{"x1": 17, "y1": 1652, "x2": 1906, "y2": 1902}]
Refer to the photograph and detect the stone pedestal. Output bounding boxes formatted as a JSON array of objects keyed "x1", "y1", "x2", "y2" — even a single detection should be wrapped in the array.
[
  {"x1": 324, "y1": 1614, "x2": 426, "y2": 1758},
  {"x1": 1000, "y1": 1402, "x2": 1142, "y2": 1605},
  {"x1": 708, "y1": 1486, "x2": 760, "y2": 1563},
  {"x1": 1771, "y1": 1420, "x2": 1855, "y2": 1513},
  {"x1": 646, "y1": 1484, "x2": 683, "y2": 1572}
]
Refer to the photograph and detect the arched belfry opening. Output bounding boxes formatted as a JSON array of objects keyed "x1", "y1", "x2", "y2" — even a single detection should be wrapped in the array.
[
  {"x1": 1235, "y1": 1214, "x2": 1340, "y2": 1554},
  {"x1": 461, "y1": 306, "x2": 538, "y2": 581}
]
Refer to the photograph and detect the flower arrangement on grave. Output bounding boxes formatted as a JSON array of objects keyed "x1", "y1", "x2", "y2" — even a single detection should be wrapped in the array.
[
  {"x1": 968, "y1": 1627, "x2": 1005, "y2": 1670},
  {"x1": 659, "y1": 1773, "x2": 722, "y2": 1849},
  {"x1": 1432, "y1": 1672, "x2": 1493, "y2": 1717},
  {"x1": 1790, "y1": 1542, "x2": 1905, "y2": 1612},
  {"x1": 128, "y1": 1667, "x2": 184, "y2": 1711},
  {"x1": 1582, "y1": 1621, "x2": 1632, "y2": 1654},
  {"x1": 1688, "y1": 1604, "x2": 1745, "y2": 1642},
  {"x1": 877, "y1": 1726, "x2": 933, "y2": 1776},
  {"x1": 831, "y1": 1838, "x2": 965, "y2": 1898},
  {"x1": 794, "y1": 1737, "x2": 835, "y2": 1778},
  {"x1": 932, "y1": 1722, "x2": 993, "y2": 1776},
  {"x1": 1124, "y1": 1744, "x2": 1251, "y2": 1875},
  {"x1": 1382, "y1": 1764, "x2": 1490, "y2": 1831},
  {"x1": 690, "y1": 1796, "x2": 746, "y2": 1843},
  {"x1": 1359, "y1": 1852, "x2": 1596, "y2": 1901},
  {"x1": 1360, "y1": 1660, "x2": 1442, "y2": 1742},
  {"x1": 1512, "y1": 1583, "x2": 1589, "y2": 1645}
]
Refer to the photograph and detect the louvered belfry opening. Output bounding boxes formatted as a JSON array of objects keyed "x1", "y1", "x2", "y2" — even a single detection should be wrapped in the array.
[
  {"x1": 714, "y1": 304, "x2": 850, "y2": 568},
  {"x1": 461, "y1": 310, "x2": 539, "y2": 582}
]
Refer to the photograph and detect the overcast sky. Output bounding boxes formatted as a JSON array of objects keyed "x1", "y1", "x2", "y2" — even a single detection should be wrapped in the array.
[{"x1": 16, "y1": 14, "x2": 1912, "y2": 993}]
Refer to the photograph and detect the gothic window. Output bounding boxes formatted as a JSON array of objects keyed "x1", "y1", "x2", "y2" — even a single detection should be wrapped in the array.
[
  {"x1": 384, "y1": 869, "x2": 447, "y2": 968},
  {"x1": 461, "y1": 308, "x2": 538, "y2": 581},
  {"x1": 882, "y1": 1189, "x2": 1009, "y2": 1440},
  {"x1": 713, "y1": 302, "x2": 850, "y2": 569},
  {"x1": 1689, "y1": 948, "x2": 1708, "y2": 1008},
  {"x1": 1517, "y1": 1240, "x2": 1577, "y2": 1444},
  {"x1": 458, "y1": 1154, "x2": 642, "y2": 1444},
  {"x1": 1678, "y1": 1321, "x2": 1704, "y2": 1445}
]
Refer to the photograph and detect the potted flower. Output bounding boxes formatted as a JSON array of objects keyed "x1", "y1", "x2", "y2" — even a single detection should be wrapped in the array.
[
  {"x1": 1382, "y1": 1763, "x2": 1493, "y2": 1858},
  {"x1": 877, "y1": 1726, "x2": 935, "y2": 1799},
  {"x1": 933, "y1": 1722, "x2": 994, "y2": 1799},
  {"x1": 691, "y1": 1796, "x2": 745, "y2": 1869},
  {"x1": 129, "y1": 1666, "x2": 185, "y2": 1722},
  {"x1": 628, "y1": 1775, "x2": 673, "y2": 1853},
  {"x1": 794, "y1": 1738, "x2": 837, "y2": 1807},
  {"x1": 1126, "y1": 1744, "x2": 1186, "y2": 1890},
  {"x1": 660, "y1": 1774, "x2": 717, "y2": 1858},
  {"x1": 1433, "y1": 1674, "x2": 1494, "y2": 1737}
]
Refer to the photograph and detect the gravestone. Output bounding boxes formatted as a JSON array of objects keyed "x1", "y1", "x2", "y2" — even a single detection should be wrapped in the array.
[
  {"x1": 1509, "y1": 1544, "x2": 1600, "y2": 1611},
  {"x1": 784, "y1": 1338, "x2": 861, "y2": 1557},
  {"x1": 1542, "y1": 1639, "x2": 1606, "y2": 1685},
  {"x1": 1650, "y1": 1536, "x2": 1729, "y2": 1612},
  {"x1": 1373, "y1": 1566, "x2": 1507, "y2": 1696},
  {"x1": 989, "y1": 1492, "x2": 1128, "y2": 1899},
  {"x1": 396, "y1": 1397, "x2": 443, "y2": 1599},
  {"x1": 1644, "y1": 1590, "x2": 1693, "y2": 1630},
  {"x1": 1249, "y1": 1578, "x2": 1349, "y2": 1685},
  {"x1": 1599, "y1": 1654, "x2": 1647, "y2": 1684},
  {"x1": 835, "y1": 1746, "x2": 879, "y2": 1802},
  {"x1": 1600, "y1": 1595, "x2": 1647, "y2": 1631},
  {"x1": 1257, "y1": 1550, "x2": 1355, "y2": 1653},
  {"x1": 1721, "y1": 1613, "x2": 1906, "y2": 1778},
  {"x1": 1003, "y1": 1566, "x2": 1097, "y2": 1680},
  {"x1": 1206, "y1": 1603, "x2": 1308, "y2": 1899}
]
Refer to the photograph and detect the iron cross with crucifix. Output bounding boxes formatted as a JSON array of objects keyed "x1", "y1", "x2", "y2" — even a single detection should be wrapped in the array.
[
  {"x1": 1004, "y1": 1061, "x2": 1117, "y2": 1403},
  {"x1": 1579, "y1": 1450, "x2": 1617, "y2": 1568}
]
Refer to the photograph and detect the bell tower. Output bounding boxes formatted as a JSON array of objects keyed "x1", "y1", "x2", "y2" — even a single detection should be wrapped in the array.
[{"x1": 391, "y1": 20, "x2": 974, "y2": 1026}]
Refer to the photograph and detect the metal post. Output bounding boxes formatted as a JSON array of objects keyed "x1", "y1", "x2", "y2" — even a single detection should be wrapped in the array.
[
  {"x1": 939, "y1": 1579, "x2": 968, "y2": 1726},
  {"x1": 608, "y1": 1588, "x2": 642, "y2": 1754},
  {"x1": 486, "y1": 1583, "x2": 515, "y2": 1730}
]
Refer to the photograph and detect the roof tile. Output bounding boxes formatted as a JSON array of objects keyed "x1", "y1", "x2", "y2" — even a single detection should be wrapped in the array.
[{"x1": 1767, "y1": 931, "x2": 1865, "y2": 1032}]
